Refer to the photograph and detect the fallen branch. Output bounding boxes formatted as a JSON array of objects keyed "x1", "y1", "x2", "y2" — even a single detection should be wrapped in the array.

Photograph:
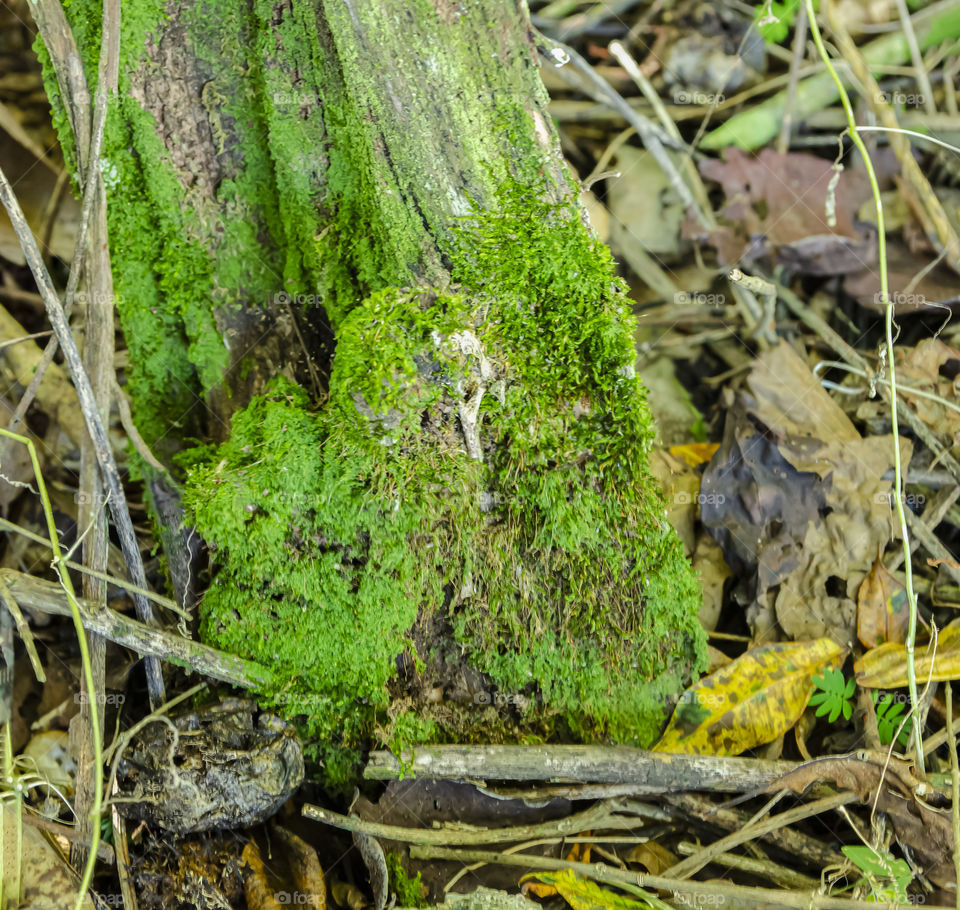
[
  {"x1": 303, "y1": 798, "x2": 666, "y2": 846},
  {"x1": 0, "y1": 569, "x2": 268, "y2": 690},
  {"x1": 365, "y1": 745, "x2": 797, "y2": 793}
]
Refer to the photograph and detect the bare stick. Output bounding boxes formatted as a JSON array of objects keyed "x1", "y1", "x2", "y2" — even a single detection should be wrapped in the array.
[
  {"x1": 0, "y1": 162, "x2": 166, "y2": 708},
  {"x1": 663, "y1": 791, "x2": 857, "y2": 880},
  {"x1": 947, "y1": 684, "x2": 960, "y2": 910},
  {"x1": 365, "y1": 745, "x2": 797, "y2": 793},
  {"x1": 0, "y1": 569, "x2": 267, "y2": 690},
  {"x1": 303, "y1": 799, "x2": 660, "y2": 846}
]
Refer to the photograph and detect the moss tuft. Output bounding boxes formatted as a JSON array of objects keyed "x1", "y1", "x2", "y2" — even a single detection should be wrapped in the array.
[{"x1": 183, "y1": 185, "x2": 705, "y2": 781}]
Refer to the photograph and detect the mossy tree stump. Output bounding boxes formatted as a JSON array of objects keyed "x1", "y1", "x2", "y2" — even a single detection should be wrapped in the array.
[{"x1": 42, "y1": 0, "x2": 706, "y2": 780}]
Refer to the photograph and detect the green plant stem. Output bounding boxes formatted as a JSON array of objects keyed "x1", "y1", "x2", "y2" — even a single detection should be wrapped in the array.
[
  {"x1": 0, "y1": 428, "x2": 102, "y2": 906},
  {"x1": 804, "y1": 0, "x2": 923, "y2": 773}
]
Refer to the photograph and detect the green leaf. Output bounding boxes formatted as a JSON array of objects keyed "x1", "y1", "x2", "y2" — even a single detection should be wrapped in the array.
[
  {"x1": 842, "y1": 844, "x2": 913, "y2": 901},
  {"x1": 810, "y1": 667, "x2": 856, "y2": 726},
  {"x1": 873, "y1": 691, "x2": 913, "y2": 749}
]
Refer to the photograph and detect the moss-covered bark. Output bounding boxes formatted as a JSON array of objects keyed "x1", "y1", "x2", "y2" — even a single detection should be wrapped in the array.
[{"x1": 40, "y1": 0, "x2": 706, "y2": 782}]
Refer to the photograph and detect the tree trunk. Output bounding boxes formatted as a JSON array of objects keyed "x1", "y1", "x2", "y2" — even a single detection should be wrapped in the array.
[{"x1": 41, "y1": 0, "x2": 705, "y2": 781}]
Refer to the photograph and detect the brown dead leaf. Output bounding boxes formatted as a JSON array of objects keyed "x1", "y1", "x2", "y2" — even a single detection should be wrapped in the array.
[
  {"x1": 274, "y1": 824, "x2": 326, "y2": 910},
  {"x1": 857, "y1": 554, "x2": 909, "y2": 647},
  {"x1": 2, "y1": 805, "x2": 94, "y2": 908},
  {"x1": 768, "y1": 751, "x2": 955, "y2": 889},
  {"x1": 844, "y1": 242, "x2": 960, "y2": 312},
  {"x1": 702, "y1": 343, "x2": 909, "y2": 644},
  {"x1": 627, "y1": 841, "x2": 677, "y2": 874},
  {"x1": 894, "y1": 339, "x2": 960, "y2": 446},
  {"x1": 696, "y1": 149, "x2": 874, "y2": 273},
  {"x1": 608, "y1": 146, "x2": 688, "y2": 258}
]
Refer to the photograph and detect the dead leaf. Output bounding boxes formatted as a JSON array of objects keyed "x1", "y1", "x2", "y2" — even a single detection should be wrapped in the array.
[
  {"x1": 857, "y1": 555, "x2": 909, "y2": 647},
  {"x1": 695, "y1": 149, "x2": 875, "y2": 273},
  {"x1": 608, "y1": 146, "x2": 688, "y2": 258},
  {"x1": 273, "y1": 824, "x2": 326, "y2": 910},
  {"x1": 844, "y1": 242, "x2": 960, "y2": 311},
  {"x1": 520, "y1": 880, "x2": 558, "y2": 899},
  {"x1": 693, "y1": 533, "x2": 730, "y2": 633},
  {"x1": 653, "y1": 638, "x2": 847, "y2": 755},
  {"x1": 242, "y1": 841, "x2": 284, "y2": 910},
  {"x1": 768, "y1": 751, "x2": 955, "y2": 889},
  {"x1": 2, "y1": 804, "x2": 94, "y2": 908},
  {"x1": 332, "y1": 880, "x2": 369, "y2": 910},
  {"x1": 855, "y1": 617, "x2": 960, "y2": 688},
  {"x1": 627, "y1": 841, "x2": 678, "y2": 874},
  {"x1": 703, "y1": 344, "x2": 910, "y2": 645}
]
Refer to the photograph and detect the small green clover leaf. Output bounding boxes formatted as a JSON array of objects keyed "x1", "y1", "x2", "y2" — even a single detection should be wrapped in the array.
[
  {"x1": 873, "y1": 691, "x2": 913, "y2": 750},
  {"x1": 809, "y1": 667, "x2": 855, "y2": 723}
]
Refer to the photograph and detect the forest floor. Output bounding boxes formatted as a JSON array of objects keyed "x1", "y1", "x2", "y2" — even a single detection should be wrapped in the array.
[{"x1": 2, "y1": 0, "x2": 960, "y2": 907}]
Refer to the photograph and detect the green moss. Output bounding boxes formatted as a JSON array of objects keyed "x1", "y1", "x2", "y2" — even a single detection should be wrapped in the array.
[
  {"x1": 183, "y1": 184, "x2": 705, "y2": 781},
  {"x1": 36, "y1": 0, "x2": 704, "y2": 786},
  {"x1": 387, "y1": 853, "x2": 427, "y2": 909}
]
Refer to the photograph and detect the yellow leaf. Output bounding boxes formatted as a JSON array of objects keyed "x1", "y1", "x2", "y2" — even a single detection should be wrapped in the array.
[
  {"x1": 653, "y1": 638, "x2": 847, "y2": 755},
  {"x1": 668, "y1": 443, "x2": 720, "y2": 468},
  {"x1": 522, "y1": 869, "x2": 670, "y2": 910},
  {"x1": 855, "y1": 617, "x2": 960, "y2": 688},
  {"x1": 521, "y1": 881, "x2": 558, "y2": 899}
]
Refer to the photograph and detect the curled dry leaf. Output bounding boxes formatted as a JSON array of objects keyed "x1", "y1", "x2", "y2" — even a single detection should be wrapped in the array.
[
  {"x1": 855, "y1": 616, "x2": 960, "y2": 688},
  {"x1": 627, "y1": 841, "x2": 678, "y2": 874},
  {"x1": 768, "y1": 751, "x2": 954, "y2": 889},
  {"x1": 274, "y1": 824, "x2": 326, "y2": 910},
  {"x1": 653, "y1": 638, "x2": 847, "y2": 755},
  {"x1": 857, "y1": 554, "x2": 909, "y2": 648},
  {"x1": 332, "y1": 880, "x2": 369, "y2": 910}
]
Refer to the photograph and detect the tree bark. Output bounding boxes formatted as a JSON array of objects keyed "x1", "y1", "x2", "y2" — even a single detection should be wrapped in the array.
[{"x1": 39, "y1": 0, "x2": 706, "y2": 776}]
